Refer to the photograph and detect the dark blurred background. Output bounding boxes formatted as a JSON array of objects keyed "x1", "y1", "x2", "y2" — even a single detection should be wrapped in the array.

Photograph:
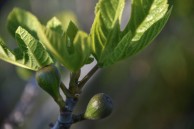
[{"x1": 1, "y1": 0, "x2": 194, "y2": 129}]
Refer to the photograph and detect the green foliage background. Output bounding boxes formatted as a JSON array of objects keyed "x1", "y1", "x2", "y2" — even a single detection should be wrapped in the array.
[{"x1": 0, "y1": 0, "x2": 194, "y2": 129}]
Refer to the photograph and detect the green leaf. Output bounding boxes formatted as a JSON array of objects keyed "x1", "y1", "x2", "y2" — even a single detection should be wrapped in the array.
[
  {"x1": 44, "y1": 23, "x2": 90, "y2": 72},
  {"x1": 126, "y1": 7, "x2": 172, "y2": 56},
  {"x1": 7, "y1": 8, "x2": 50, "y2": 48},
  {"x1": 90, "y1": 0, "x2": 125, "y2": 64},
  {"x1": 15, "y1": 26, "x2": 53, "y2": 68},
  {"x1": 66, "y1": 21, "x2": 79, "y2": 42},
  {"x1": 0, "y1": 37, "x2": 39, "y2": 70},
  {"x1": 46, "y1": 17, "x2": 64, "y2": 34},
  {"x1": 0, "y1": 27, "x2": 53, "y2": 71},
  {"x1": 7, "y1": 8, "x2": 91, "y2": 71},
  {"x1": 102, "y1": 7, "x2": 173, "y2": 66},
  {"x1": 123, "y1": 0, "x2": 170, "y2": 40},
  {"x1": 0, "y1": 38, "x2": 32, "y2": 70},
  {"x1": 55, "y1": 11, "x2": 79, "y2": 30},
  {"x1": 45, "y1": 15, "x2": 90, "y2": 72},
  {"x1": 91, "y1": 0, "x2": 172, "y2": 67}
]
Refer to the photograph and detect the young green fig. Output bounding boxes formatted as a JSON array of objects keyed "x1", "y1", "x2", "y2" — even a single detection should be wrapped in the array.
[
  {"x1": 84, "y1": 93, "x2": 113, "y2": 120},
  {"x1": 36, "y1": 65, "x2": 64, "y2": 108}
]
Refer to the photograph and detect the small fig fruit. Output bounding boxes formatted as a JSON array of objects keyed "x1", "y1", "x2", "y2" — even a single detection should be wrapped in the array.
[
  {"x1": 36, "y1": 65, "x2": 64, "y2": 108},
  {"x1": 84, "y1": 93, "x2": 113, "y2": 120}
]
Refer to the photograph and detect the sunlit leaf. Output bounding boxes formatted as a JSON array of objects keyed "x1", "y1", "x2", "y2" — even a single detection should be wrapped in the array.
[
  {"x1": 90, "y1": 0, "x2": 125, "y2": 65},
  {"x1": 15, "y1": 26, "x2": 53, "y2": 68},
  {"x1": 7, "y1": 8, "x2": 50, "y2": 48},
  {"x1": 46, "y1": 17, "x2": 64, "y2": 34},
  {"x1": 44, "y1": 22, "x2": 90, "y2": 72},
  {"x1": 7, "y1": 8, "x2": 91, "y2": 72},
  {"x1": 91, "y1": 0, "x2": 172, "y2": 67},
  {"x1": 56, "y1": 11, "x2": 79, "y2": 30},
  {"x1": 0, "y1": 27, "x2": 53, "y2": 71},
  {"x1": 103, "y1": 7, "x2": 172, "y2": 66}
]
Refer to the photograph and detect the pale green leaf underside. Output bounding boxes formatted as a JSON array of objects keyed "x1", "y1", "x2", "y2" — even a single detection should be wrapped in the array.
[
  {"x1": 91, "y1": 0, "x2": 172, "y2": 67},
  {"x1": 0, "y1": 27, "x2": 53, "y2": 71}
]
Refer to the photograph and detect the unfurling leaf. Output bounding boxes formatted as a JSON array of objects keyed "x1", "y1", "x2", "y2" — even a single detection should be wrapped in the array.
[
  {"x1": 46, "y1": 17, "x2": 64, "y2": 34},
  {"x1": 7, "y1": 8, "x2": 48, "y2": 44},
  {"x1": 44, "y1": 22, "x2": 91, "y2": 72},
  {"x1": 15, "y1": 26, "x2": 54, "y2": 68},
  {"x1": 0, "y1": 27, "x2": 53, "y2": 71},
  {"x1": 6, "y1": 8, "x2": 91, "y2": 72},
  {"x1": 91, "y1": 0, "x2": 172, "y2": 67},
  {"x1": 1, "y1": 0, "x2": 172, "y2": 71},
  {"x1": 90, "y1": 0, "x2": 125, "y2": 66}
]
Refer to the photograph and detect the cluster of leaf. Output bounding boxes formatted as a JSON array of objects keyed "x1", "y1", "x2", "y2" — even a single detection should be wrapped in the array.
[
  {"x1": 0, "y1": 8, "x2": 90, "y2": 72},
  {"x1": 0, "y1": 0, "x2": 172, "y2": 72}
]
